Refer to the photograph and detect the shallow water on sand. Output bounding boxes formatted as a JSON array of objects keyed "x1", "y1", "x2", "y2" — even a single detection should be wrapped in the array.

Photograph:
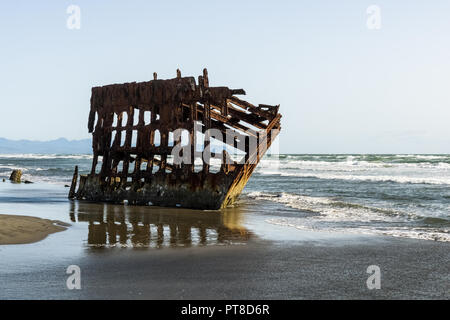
[
  {"x1": 0, "y1": 181, "x2": 363, "y2": 275},
  {"x1": 0, "y1": 180, "x2": 448, "y2": 300},
  {"x1": 0, "y1": 153, "x2": 449, "y2": 244},
  {"x1": 0, "y1": 183, "x2": 253, "y2": 268}
]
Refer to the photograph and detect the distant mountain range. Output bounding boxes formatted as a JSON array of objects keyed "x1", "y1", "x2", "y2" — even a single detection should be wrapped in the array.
[{"x1": 0, "y1": 138, "x2": 92, "y2": 154}]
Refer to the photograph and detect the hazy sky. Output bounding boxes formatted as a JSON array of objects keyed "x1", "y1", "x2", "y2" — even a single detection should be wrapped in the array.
[{"x1": 0, "y1": 1, "x2": 449, "y2": 153}]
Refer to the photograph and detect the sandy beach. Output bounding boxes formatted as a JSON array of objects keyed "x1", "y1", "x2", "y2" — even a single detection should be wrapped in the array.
[
  {"x1": 0, "y1": 214, "x2": 68, "y2": 245},
  {"x1": 0, "y1": 182, "x2": 448, "y2": 300},
  {"x1": 1, "y1": 235, "x2": 449, "y2": 299}
]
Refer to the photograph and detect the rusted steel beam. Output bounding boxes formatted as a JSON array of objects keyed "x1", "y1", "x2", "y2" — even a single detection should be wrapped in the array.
[
  {"x1": 228, "y1": 96, "x2": 278, "y2": 120},
  {"x1": 69, "y1": 69, "x2": 282, "y2": 210}
]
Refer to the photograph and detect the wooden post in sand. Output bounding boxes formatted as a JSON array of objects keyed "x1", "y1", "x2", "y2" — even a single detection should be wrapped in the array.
[
  {"x1": 68, "y1": 166, "x2": 78, "y2": 199},
  {"x1": 9, "y1": 170, "x2": 22, "y2": 183}
]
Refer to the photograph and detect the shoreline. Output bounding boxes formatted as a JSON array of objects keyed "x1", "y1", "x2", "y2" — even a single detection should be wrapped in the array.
[
  {"x1": 0, "y1": 182, "x2": 448, "y2": 299},
  {"x1": 0, "y1": 214, "x2": 69, "y2": 245}
]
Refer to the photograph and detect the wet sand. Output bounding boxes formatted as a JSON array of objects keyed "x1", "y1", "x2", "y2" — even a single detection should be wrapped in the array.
[
  {"x1": 0, "y1": 214, "x2": 68, "y2": 245},
  {"x1": 0, "y1": 183, "x2": 448, "y2": 299},
  {"x1": 1, "y1": 236, "x2": 449, "y2": 299}
]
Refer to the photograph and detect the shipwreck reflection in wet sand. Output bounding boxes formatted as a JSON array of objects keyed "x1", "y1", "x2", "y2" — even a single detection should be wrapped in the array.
[{"x1": 69, "y1": 201, "x2": 252, "y2": 248}]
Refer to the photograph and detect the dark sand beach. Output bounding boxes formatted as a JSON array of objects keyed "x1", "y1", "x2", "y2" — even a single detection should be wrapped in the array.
[
  {"x1": 0, "y1": 182, "x2": 448, "y2": 300},
  {"x1": 1, "y1": 234, "x2": 449, "y2": 299}
]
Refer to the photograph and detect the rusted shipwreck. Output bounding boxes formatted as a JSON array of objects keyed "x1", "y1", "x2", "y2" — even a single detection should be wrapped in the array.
[{"x1": 69, "y1": 69, "x2": 281, "y2": 209}]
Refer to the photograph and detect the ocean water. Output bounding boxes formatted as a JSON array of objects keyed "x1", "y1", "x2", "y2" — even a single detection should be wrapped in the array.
[{"x1": 0, "y1": 154, "x2": 449, "y2": 242}]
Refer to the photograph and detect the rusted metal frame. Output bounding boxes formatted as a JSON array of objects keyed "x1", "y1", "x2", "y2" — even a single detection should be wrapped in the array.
[
  {"x1": 145, "y1": 151, "x2": 153, "y2": 182},
  {"x1": 109, "y1": 158, "x2": 120, "y2": 184},
  {"x1": 201, "y1": 69, "x2": 211, "y2": 173},
  {"x1": 191, "y1": 102, "x2": 258, "y2": 139},
  {"x1": 136, "y1": 119, "x2": 248, "y2": 168},
  {"x1": 88, "y1": 90, "x2": 98, "y2": 133},
  {"x1": 132, "y1": 108, "x2": 146, "y2": 183},
  {"x1": 245, "y1": 130, "x2": 279, "y2": 176},
  {"x1": 220, "y1": 117, "x2": 280, "y2": 208},
  {"x1": 210, "y1": 109, "x2": 259, "y2": 138},
  {"x1": 228, "y1": 96, "x2": 276, "y2": 120},
  {"x1": 90, "y1": 109, "x2": 104, "y2": 175},
  {"x1": 221, "y1": 98, "x2": 228, "y2": 117},
  {"x1": 100, "y1": 111, "x2": 114, "y2": 179},
  {"x1": 189, "y1": 121, "x2": 196, "y2": 172},
  {"x1": 255, "y1": 114, "x2": 281, "y2": 162},
  {"x1": 225, "y1": 103, "x2": 267, "y2": 129},
  {"x1": 70, "y1": 69, "x2": 281, "y2": 209},
  {"x1": 120, "y1": 108, "x2": 134, "y2": 182},
  {"x1": 200, "y1": 99, "x2": 268, "y2": 130},
  {"x1": 208, "y1": 104, "x2": 251, "y2": 132},
  {"x1": 258, "y1": 103, "x2": 280, "y2": 116},
  {"x1": 185, "y1": 102, "x2": 200, "y2": 173},
  {"x1": 188, "y1": 101, "x2": 251, "y2": 154},
  {"x1": 194, "y1": 103, "x2": 257, "y2": 158},
  {"x1": 146, "y1": 111, "x2": 156, "y2": 178},
  {"x1": 193, "y1": 110, "x2": 250, "y2": 155},
  {"x1": 172, "y1": 112, "x2": 184, "y2": 172},
  {"x1": 151, "y1": 157, "x2": 174, "y2": 172},
  {"x1": 104, "y1": 114, "x2": 163, "y2": 180},
  {"x1": 108, "y1": 113, "x2": 124, "y2": 181},
  {"x1": 159, "y1": 107, "x2": 168, "y2": 172},
  {"x1": 236, "y1": 114, "x2": 281, "y2": 174},
  {"x1": 246, "y1": 115, "x2": 281, "y2": 169},
  {"x1": 208, "y1": 121, "x2": 249, "y2": 154}
]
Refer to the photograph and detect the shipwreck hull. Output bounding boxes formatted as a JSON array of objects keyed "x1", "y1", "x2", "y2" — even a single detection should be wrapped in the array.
[
  {"x1": 69, "y1": 69, "x2": 281, "y2": 210},
  {"x1": 73, "y1": 171, "x2": 237, "y2": 210}
]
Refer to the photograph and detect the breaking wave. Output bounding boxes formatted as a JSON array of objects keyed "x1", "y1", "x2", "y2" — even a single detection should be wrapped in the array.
[
  {"x1": 0, "y1": 154, "x2": 92, "y2": 160},
  {"x1": 256, "y1": 171, "x2": 450, "y2": 185},
  {"x1": 256, "y1": 154, "x2": 450, "y2": 185},
  {"x1": 246, "y1": 191, "x2": 450, "y2": 242}
]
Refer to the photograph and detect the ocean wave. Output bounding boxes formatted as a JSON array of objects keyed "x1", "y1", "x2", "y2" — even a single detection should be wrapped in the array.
[
  {"x1": 0, "y1": 154, "x2": 92, "y2": 160},
  {"x1": 396, "y1": 154, "x2": 449, "y2": 160},
  {"x1": 246, "y1": 191, "x2": 450, "y2": 242},
  {"x1": 258, "y1": 158, "x2": 450, "y2": 170},
  {"x1": 30, "y1": 167, "x2": 78, "y2": 173},
  {"x1": 256, "y1": 170, "x2": 450, "y2": 185},
  {"x1": 0, "y1": 165, "x2": 29, "y2": 172},
  {"x1": 246, "y1": 192, "x2": 411, "y2": 222},
  {"x1": 265, "y1": 218, "x2": 450, "y2": 242},
  {"x1": 19, "y1": 173, "x2": 72, "y2": 185},
  {"x1": 263, "y1": 154, "x2": 450, "y2": 165}
]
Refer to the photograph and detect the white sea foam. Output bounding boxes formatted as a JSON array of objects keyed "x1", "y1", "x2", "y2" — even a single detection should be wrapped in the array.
[
  {"x1": 256, "y1": 171, "x2": 450, "y2": 185},
  {"x1": 411, "y1": 155, "x2": 448, "y2": 160},
  {"x1": 19, "y1": 173, "x2": 70, "y2": 185},
  {"x1": 0, "y1": 165, "x2": 29, "y2": 172},
  {"x1": 247, "y1": 192, "x2": 408, "y2": 223},
  {"x1": 258, "y1": 158, "x2": 450, "y2": 170},
  {"x1": 246, "y1": 192, "x2": 450, "y2": 242},
  {"x1": 255, "y1": 157, "x2": 450, "y2": 185},
  {"x1": 265, "y1": 218, "x2": 450, "y2": 242},
  {"x1": 0, "y1": 154, "x2": 93, "y2": 160}
]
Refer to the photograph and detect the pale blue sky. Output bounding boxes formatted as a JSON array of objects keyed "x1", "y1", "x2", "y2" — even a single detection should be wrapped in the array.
[{"x1": 0, "y1": 1, "x2": 449, "y2": 153}]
